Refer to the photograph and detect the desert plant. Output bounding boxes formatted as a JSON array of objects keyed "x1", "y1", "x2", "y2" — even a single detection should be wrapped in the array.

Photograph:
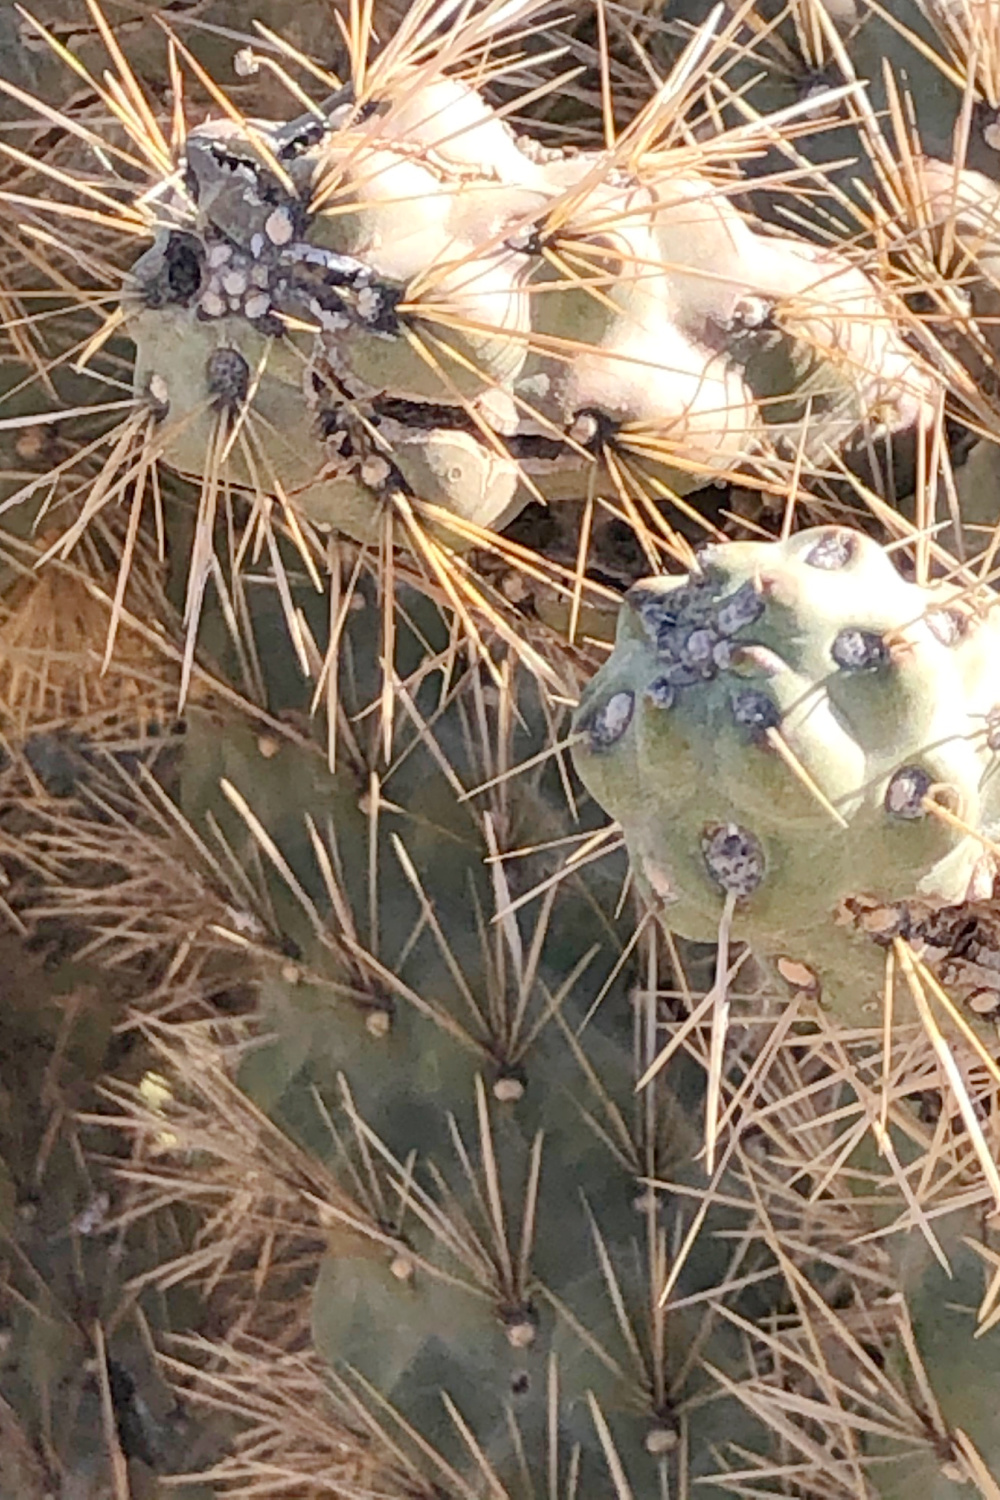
[
  {"x1": 570, "y1": 522, "x2": 1000, "y2": 1030},
  {"x1": 5, "y1": 3, "x2": 1000, "y2": 1499}
]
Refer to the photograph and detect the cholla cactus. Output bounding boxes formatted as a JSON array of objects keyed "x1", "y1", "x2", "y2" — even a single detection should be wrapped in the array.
[
  {"x1": 9, "y1": 1, "x2": 1000, "y2": 1497},
  {"x1": 0, "y1": 0, "x2": 941, "y2": 695},
  {"x1": 123, "y1": 54, "x2": 937, "y2": 555},
  {"x1": 64, "y1": 583, "x2": 782, "y2": 1499},
  {"x1": 572, "y1": 524, "x2": 1000, "y2": 1026}
]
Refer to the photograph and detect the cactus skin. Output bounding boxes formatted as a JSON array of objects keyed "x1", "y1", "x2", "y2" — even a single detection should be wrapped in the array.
[
  {"x1": 162, "y1": 576, "x2": 773, "y2": 1498},
  {"x1": 122, "y1": 65, "x2": 936, "y2": 548},
  {"x1": 571, "y1": 525, "x2": 1000, "y2": 1024},
  {"x1": 870, "y1": 1214, "x2": 1000, "y2": 1498}
]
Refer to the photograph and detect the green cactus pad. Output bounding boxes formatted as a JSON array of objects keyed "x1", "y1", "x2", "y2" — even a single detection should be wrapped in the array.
[{"x1": 572, "y1": 525, "x2": 1000, "y2": 1025}]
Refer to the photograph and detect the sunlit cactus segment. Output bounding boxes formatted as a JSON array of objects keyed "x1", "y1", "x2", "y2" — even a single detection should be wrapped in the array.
[
  {"x1": 572, "y1": 525, "x2": 1000, "y2": 1020},
  {"x1": 121, "y1": 59, "x2": 938, "y2": 547}
]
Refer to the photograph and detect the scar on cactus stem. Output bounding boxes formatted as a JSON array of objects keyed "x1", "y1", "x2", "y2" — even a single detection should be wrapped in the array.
[{"x1": 572, "y1": 524, "x2": 1000, "y2": 1035}]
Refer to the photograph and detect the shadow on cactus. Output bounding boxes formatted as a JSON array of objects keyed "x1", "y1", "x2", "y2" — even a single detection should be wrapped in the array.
[
  {"x1": 0, "y1": 921, "x2": 234, "y2": 1499},
  {"x1": 35, "y1": 575, "x2": 811, "y2": 1498}
]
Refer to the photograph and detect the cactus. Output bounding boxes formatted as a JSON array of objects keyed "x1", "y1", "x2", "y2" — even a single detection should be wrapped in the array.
[
  {"x1": 26, "y1": 577, "x2": 782, "y2": 1498},
  {"x1": 121, "y1": 54, "x2": 937, "y2": 547},
  {"x1": 571, "y1": 523, "x2": 1000, "y2": 1029},
  {"x1": 0, "y1": 0, "x2": 946, "y2": 689},
  {"x1": 870, "y1": 1213, "x2": 1000, "y2": 1498},
  {"x1": 0, "y1": 916, "x2": 227, "y2": 1498},
  {"x1": 8, "y1": 2, "x2": 1000, "y2": 1498},
  {"x1": 668, "y1": 1105, "x2": 1000, "y2": 1498},
  {"x1": 0, "y1": 476, "x2": 233, "y2": 1494}
]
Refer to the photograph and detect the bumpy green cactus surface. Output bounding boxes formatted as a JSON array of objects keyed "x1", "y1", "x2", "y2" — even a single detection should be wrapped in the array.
[{"x1": 572, "y1": 525, "x2": 1000, "y2": 1022}]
